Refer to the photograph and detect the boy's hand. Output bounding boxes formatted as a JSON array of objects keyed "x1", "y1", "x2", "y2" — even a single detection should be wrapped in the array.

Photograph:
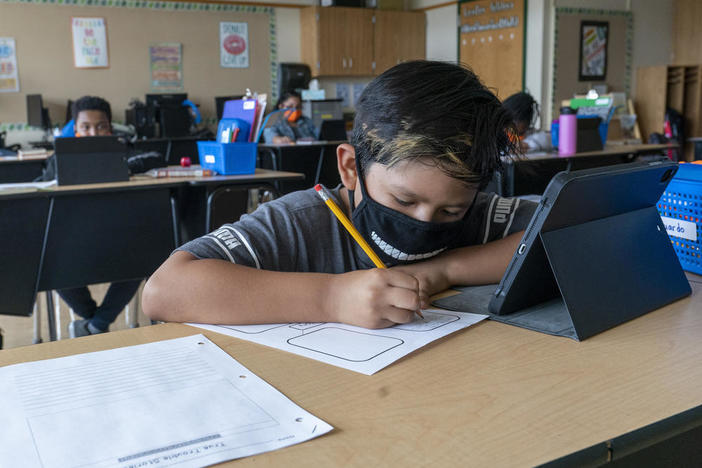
[
  {"x1": 272, "y1": 136, "x2": 293, "y2": 144},
  {"x1": 393, "y1": 261, "x2": 450, "y2": 309},
  {"x1": 327, "y1": 269, "x2": 421, "y2": 329}
]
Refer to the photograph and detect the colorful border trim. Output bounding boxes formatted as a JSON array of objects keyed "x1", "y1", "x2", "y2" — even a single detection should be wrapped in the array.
[
  {"x1": 0, "y1": 0, "x2": 278, "y2": 130},
  {"x1": 1, "y1": 0, "x2": 274, "y2": 14},
  {"x1": 552, "y1": 7, "x2": 632, "y2": 119}
]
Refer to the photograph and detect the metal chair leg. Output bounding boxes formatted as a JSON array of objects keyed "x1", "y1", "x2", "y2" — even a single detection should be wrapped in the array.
[
  {"x1": 53, "y1": 291, "x2": 63, "y2": 340},
  {"x1": 125, "y1": 281, "x2": 142, "y2": 329},
  {"x1": 45, "y1": 291, "x2": 57, "y2": 342}
]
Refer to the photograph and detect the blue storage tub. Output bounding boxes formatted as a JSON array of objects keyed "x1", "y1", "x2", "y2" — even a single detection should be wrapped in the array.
[
  {"x1": 657, "y1": 163, "x2": 702, "y2": 274},
  {"x1": 197, "y1": 141, "x2": 257, "y2": 175}
]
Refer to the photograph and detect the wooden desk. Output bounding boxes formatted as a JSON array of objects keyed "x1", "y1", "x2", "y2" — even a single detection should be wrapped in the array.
[
  {"x1": 0, "y1": 169, "x2": 304, "y2": 339},
  {"x1": 2, "y1": 276, "x2": 700, "y2": 466},
  {"x1": 494, "y1": 143, "x2": 678, "y2": 197},
  {"x1": 0, "y1": 154, "x2": 48, "y2": 183}
]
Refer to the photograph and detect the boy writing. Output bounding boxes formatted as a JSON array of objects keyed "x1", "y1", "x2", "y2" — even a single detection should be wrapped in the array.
[{"x1": 142, "y1": 61, "x2": 535, "y2": 328}]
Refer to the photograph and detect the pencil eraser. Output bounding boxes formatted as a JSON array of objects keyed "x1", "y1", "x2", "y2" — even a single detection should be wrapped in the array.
[{"x1": 314, "y1": 184, "x2": 322, "y2": 191}]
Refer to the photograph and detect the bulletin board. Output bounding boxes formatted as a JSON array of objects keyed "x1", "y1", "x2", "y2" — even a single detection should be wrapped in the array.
[
  {"x1": 552, "y1": 8, "x2": 632, "y2": 119},
  {"x1": 458, "y1": 0, "x2": 525, "y2": 99},
  {"x1": 0, "y1": 0, "x2": 277, "y2": 127}
]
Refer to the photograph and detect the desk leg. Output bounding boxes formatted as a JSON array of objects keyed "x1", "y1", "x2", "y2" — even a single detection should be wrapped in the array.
[
  {"x1": 32, "y1": 301, "x2": 42, "y2": 344},
  {"x1": 125, "y1": 282, "x2": 142, "y2": 329},
  {"x1": 259, "y1": 148, "x2": 282, "y2": 193},
  {"x1": 45, "y1": 291, "x2": 57, "y2": 342}
]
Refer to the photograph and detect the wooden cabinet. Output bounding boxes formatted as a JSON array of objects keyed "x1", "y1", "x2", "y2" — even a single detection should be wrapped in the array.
[
  {"x1": 301, "y1": 7, "x2": 374, "y2": 76},
  {"x1": 300, "y1": 6, "x2": 425, "y2": 77},
  {"x1": 635, "y1": 65, "x2": 702, "y2": 161},
  {"x1": 373, "y1": 10, "x2": 425, "y2": 75}
]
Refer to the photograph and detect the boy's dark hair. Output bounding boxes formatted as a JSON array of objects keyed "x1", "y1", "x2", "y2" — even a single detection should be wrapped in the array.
[
  {"x1": 276, "y1": 91, "x2": 302, "y2": 108},
  {"x1": 502, "y1": 91, "x2": 539, "y2": 129},
  {"x1": 351, "y1": 60, "x2": 516, "y2": 187},
  {"x1": 72, "y1": 96, "x2": 112, "y2": 122}
]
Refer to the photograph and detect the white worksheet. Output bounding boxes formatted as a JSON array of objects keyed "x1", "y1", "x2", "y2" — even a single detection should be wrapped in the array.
[
  {"x1": 190, "y1": 309, "x2": 487, "y2": 375},
  {"x1": 0, "y1": 334, "x2": 332, "y2": 468}
]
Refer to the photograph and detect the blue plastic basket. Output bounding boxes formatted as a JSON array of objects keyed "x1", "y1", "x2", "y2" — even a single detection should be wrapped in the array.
[
  {"x1": 657, "y1": 163, "x2": 702, "y2": 274},
  {"x1": 197, "y1": 141, "x2": 257, "y2": 175}
]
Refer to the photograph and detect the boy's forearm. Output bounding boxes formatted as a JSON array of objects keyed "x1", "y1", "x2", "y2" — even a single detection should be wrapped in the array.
[
  {"x1": 143, "y1": 253, "x2": 335, "y2": 325},
  {"x1": 443, "y1": 231, "x2": 524, "y2": 285}
]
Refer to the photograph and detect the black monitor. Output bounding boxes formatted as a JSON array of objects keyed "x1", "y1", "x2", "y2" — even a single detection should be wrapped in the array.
[
  {"x1": 160, "y1": 107, "x2": 192, "y2": 138},
  {"x1": 145, "y1": 93, "x2": 188, "y2": 110},
  {"x1": 215, "y1": 95, "x2": 244, "y2": 120},
  {"x1": 27, "y1": 94, "x2": 51, "y2": 129},
  {"x1": 278, "y1": 63, "x2": 311, "y2": 96},
  {"x1": 318, "y1": 119, "x2": 347, "y2": 141},
  {"x1": 145, "y1": 93, "x2": 189, "y2": 138}
]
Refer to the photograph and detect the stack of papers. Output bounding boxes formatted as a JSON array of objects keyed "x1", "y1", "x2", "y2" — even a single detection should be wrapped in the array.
[{"x1": 0, "y1": 334, "x2": 332, "y2": 467}]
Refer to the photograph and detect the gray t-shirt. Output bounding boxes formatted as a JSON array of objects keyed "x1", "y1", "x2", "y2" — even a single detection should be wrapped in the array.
[{"x1": 176, "y1": 186, "x2": 537, "y2": 272}]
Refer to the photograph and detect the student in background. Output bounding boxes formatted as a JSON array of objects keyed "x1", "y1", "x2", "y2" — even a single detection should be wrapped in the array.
[
  {"x1": 49, "y1": 96, "x2": 143, "y2": 337},
  {"x1": 263, "y1": 91, "x2": 318, "y2": 144},
  {"x1": 142, "y1": 60, "x2": 536, "y2": 329},
  {"x1": 502, "y1": 91, "x2": 552, "y2": 152}
]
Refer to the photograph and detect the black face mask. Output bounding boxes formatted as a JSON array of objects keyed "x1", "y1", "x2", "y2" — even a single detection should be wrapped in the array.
[{"x1": 348, "y1": 160, "x2": 473, "y2": 267}]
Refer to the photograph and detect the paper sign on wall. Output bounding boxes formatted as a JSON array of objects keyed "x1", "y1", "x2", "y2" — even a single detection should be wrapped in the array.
[
  {"x1": 0, "y1": 38, "x2": 20, "y2": 93},
  {"x1": 149, "y1": 42, "x2": 183, "y2": 90},
  {"x1": 220, "y1": 22, "x2": 249, "y2": 68},
  {"x1": 72, "y1": 17, "x2": 109, "y2": 68}
]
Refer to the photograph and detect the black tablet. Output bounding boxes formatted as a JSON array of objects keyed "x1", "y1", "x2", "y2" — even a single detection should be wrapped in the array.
[
  {"x1": 54, "y1": 136, "x2": 129, "y2": 186},
  {"x1": 435, "y1": 160, "x2": 691, "y2": 340}
]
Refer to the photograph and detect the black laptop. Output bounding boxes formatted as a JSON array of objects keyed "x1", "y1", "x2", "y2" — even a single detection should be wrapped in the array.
[
  {"x1": 434, "y1": 160, "x2": 691, "y2": 340},
  {"x1": 54, "y1": 136, "x2": 129, "y2": 186}
]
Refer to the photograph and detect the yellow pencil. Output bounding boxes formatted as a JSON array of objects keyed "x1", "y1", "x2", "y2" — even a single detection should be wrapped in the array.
[{"x1": 314, "y1": 184, "x2": 423, "y2": 319}]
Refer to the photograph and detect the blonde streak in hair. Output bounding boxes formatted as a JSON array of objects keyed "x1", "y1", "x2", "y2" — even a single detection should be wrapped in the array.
[{"x1": 383, "y1": 133, "x2": 430, "y2": 168}]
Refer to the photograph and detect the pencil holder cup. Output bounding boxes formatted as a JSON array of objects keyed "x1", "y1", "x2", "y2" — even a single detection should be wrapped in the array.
[{"x1": 197, "y1": 141, "x2": 257, "y2": 175}]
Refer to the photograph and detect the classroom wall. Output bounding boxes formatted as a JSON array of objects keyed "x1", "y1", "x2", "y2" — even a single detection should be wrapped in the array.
[
  {"x1": 672, "y1": 0, "x2": 702, "y2": 65},
  {"x1": 424, "y1": 3, "x2": 458, "y2": 63},
  {"x1": 0, "y1": 1, "x2": 275, "y2": 127},
  {"x1": 534, "y1": 0, "x2": 672, "y2": 125}
]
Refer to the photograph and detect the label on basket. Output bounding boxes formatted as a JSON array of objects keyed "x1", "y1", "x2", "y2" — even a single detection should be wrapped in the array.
[
  {"x1": 205, "y1": 154, "x2": 216, "y2": 164},
  {"x1": 661, "y1": 216, "x2": 698, "y2": 242}
]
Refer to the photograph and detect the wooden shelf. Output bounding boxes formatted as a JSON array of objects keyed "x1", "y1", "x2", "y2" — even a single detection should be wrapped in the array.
[{"x1": 635, "y1": 64, "x2": 702, "y2": 161}]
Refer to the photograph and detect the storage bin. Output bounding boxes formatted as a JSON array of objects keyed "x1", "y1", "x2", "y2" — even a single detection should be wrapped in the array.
[
  {"x1": 657, "y1": 162, "x2": 702, "y2": 274},
  {"x1": 197, "y1": 141, "x2": 257, "y2": 175}
]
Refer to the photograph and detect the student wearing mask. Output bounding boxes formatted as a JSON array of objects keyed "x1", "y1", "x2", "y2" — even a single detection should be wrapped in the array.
[
  {"x1": 40, "y1": 96, "x2": 143, "y2": 338},
  {"x1": 263, "y1": 91, "x2": 318, "y2": 144},
  {"x1": 142, "y1": 61, "x2": 536, "y2": 329}
]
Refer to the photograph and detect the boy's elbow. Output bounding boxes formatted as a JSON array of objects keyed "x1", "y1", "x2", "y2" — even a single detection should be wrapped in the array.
[{"x1": 142, "y1": 275, "x2": 168, "y2": 321}]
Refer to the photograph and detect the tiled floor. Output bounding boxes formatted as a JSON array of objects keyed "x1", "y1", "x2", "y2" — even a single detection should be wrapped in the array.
[{"x1": 0, "y1": 282, "x2": 153, "y2": 350}]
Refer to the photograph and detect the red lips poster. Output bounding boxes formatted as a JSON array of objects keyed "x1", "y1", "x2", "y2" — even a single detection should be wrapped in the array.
[{"x1": 220, "y1": 22, "x2": 249, "y2": 68}]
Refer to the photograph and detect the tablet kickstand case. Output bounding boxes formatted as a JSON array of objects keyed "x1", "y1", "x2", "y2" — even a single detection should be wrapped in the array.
[{"x1": 435, "y1": 161, "x2": 692, "y2": 341}]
